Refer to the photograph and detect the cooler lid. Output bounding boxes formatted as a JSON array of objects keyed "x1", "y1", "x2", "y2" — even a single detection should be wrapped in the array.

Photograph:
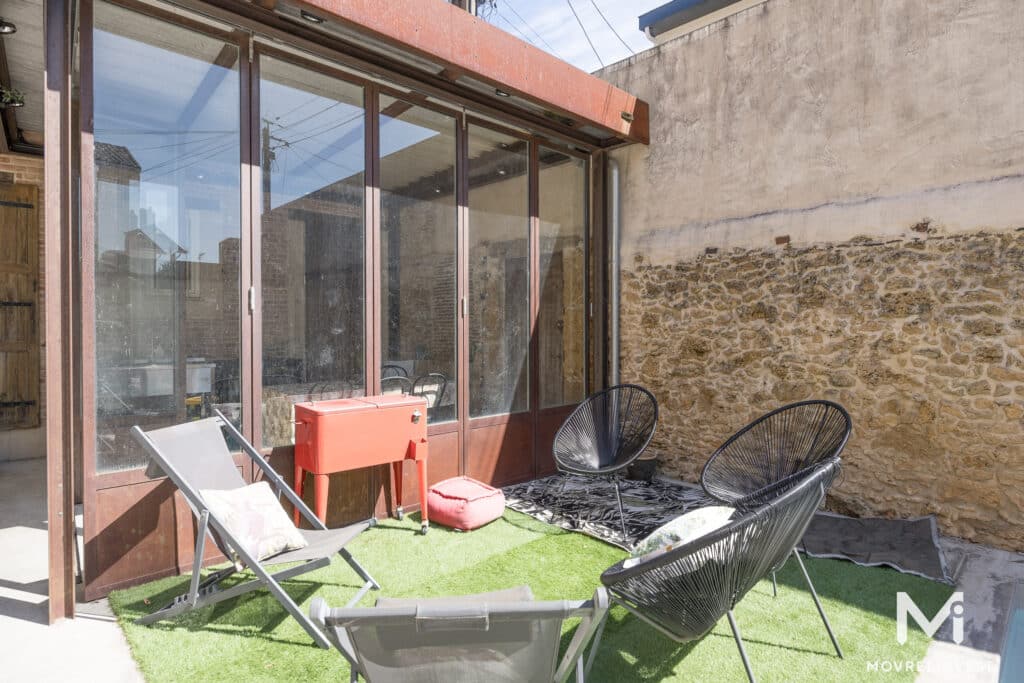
[
  {"x1": 294, "y1": 397, "x2": 371, "y2": 415},
  {"x1": 357, "y1": 394, "x2": 428, "y2": 409}
]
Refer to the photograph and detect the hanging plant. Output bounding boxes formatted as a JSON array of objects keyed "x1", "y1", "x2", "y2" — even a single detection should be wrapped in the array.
[{"x1": 0, "y1": 86, "x2": 24, "y2": 108}]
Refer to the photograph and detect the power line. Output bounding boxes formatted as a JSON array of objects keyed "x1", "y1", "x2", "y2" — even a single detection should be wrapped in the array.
[
  {"x1": 564, "y1": 0, "x2": 605, "y2": 67},
  {"x1": 492, "y1": 10, "x2": 533, "y2": 46},
  {"x1": 588, "y1": 0, "x2": 641, "y2": 56},
  {"x1": 499, "y1": 5, "x2": 566, "y2": 60}
]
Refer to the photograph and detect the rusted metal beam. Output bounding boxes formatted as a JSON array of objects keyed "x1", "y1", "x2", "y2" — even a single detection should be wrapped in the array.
[{"x1": 290, "y1": 0, "x2": 650, "y2": 145}]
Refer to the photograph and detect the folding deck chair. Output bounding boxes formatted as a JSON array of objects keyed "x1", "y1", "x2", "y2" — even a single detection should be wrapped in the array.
[
  {"x1": 310, "y1": 585, "x2": 610, "y2": 682},
  {"x1": 131, "y1": 410, "x2": 380, "y2": 649}
]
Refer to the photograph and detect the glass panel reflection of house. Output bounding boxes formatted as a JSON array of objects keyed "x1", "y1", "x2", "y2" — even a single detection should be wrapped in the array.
[{"x1": 259, "y1": 57, "x2": 367, "y2": 449}]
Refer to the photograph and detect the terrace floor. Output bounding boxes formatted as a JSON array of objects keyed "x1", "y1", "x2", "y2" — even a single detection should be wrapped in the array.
[
  {"x1": 0, "y1": 458, "x2": 142, "y2": 682},
  {"x1": 0, "y1": 456, "x2": 1020, "y2": 681}
]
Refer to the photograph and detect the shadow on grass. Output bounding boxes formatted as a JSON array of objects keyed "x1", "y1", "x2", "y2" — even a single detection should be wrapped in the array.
[
  {"x1": 118, "y1": 571, "x2": 358, "y2": 646},
  {"x1": 773, "y1": 553, "x2": 955, "y2": 623}
]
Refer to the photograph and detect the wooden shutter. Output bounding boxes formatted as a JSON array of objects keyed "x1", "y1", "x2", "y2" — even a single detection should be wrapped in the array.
[{"x1": 0, "y1": 183, "x2": 40, "y2": 430}]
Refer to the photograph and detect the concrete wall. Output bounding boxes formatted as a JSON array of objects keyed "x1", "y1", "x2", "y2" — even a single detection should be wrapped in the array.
[
  {"x1": 599, "y1": 0, "x2": 1024, "y2": 550},
  {"x1": 0, "y1": 153, "x2": 45, "y2": 462}
]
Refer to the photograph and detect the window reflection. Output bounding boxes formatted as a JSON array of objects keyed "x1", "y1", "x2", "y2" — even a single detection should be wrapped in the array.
[
  {"x1": 538, "y1": 149, "x2": 587, "y2": 408},
  {"x1": 467, "y1": 126, "x2": 530, "y2": 418},
  {"x1": 380, "y1": 97, "x2": 458, "y2": 423},
  {"x1": 258, "y1": 56, "x2": 366, "y2": 448},
  {"x1": 93, "y1": 2, "x2": 242, "y2": 472}
]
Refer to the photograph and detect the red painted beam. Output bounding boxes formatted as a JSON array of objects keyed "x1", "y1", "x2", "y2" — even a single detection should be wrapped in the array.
[{"x1": 293, "y1": 0, "x2": 649, "y2": 145}]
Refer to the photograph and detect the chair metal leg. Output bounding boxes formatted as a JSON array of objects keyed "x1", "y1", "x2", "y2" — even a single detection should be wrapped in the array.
[
  {"x1": 771, "y1": 572, "x2": 778, "y2": 598},
  {"x1": 612, "y1": 478, "x2": 628, "y2": 544},
  {"x1": 726, "y1": 610, "x2": 757, "y2": 683},
  {"x1": 792, "y1": 549, "x2": 843, "y2": 658}
]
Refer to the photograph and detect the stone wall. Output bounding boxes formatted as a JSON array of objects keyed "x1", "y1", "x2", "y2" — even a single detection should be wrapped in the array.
[{"x1": 622, "y1": 231, "x2": 1024, "y2": 551}]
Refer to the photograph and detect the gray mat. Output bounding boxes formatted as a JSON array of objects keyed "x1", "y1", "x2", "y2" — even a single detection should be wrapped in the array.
[{"x1": 503, "y1": 474, "x2": 952, "y2": 584}]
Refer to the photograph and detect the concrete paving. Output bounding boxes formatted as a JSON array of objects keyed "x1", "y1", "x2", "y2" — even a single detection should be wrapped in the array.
[
  {"x1": 0, "y1": 458, "x2": 143, "y2": 682},
  {"x1": 914, "y1": 536, "x2": 1024, "y2": 682}
]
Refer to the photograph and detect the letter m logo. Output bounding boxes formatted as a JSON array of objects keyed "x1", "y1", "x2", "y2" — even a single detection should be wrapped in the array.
[{"x1": 897, "y1": 592, "x2": 964, "y2": 645}]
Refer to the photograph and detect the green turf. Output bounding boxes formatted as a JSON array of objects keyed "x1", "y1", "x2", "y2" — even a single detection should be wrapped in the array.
[{"x1": 109, "y1": 510, "x2": 953, "y2": 682}]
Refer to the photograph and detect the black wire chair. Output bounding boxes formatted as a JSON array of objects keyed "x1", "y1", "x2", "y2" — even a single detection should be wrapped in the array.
[
  {"x1": 381, "y1": 364, "x2": 409, "y2": 379},
  {"x1": 700, "y1": 400, "x2": 851, "y2": 596},
  {"x1": 701, "y1": 400, "x2": 852, "y2": 508},
  {"x1": 412, "y1": 372, "x2": 448, "y2": 408},
  {"x1": 552, "y1": 384, "x2": 659, "y2": 542},
  {"x1": 601, "y1": 460, "x2": 843, "y2": 683},
  {"x1": 380, "y1": 375, "x2": 413, "y2": 394}
]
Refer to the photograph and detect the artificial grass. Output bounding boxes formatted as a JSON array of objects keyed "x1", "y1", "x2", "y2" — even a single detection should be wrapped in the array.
[{"x1": 109, "y1": 510, "x2": 953, "y2": 682}]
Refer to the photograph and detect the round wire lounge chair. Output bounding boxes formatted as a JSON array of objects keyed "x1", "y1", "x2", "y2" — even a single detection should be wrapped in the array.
[
  {"x1": 700, "y1": 400, "x2": 851, "y2": 597},
  {"x1": 601, "y1": 460, "x2": 843, "y2": 683},
  {"x1": 551, "y1": 384, "x2": 658, "y2": 542},
  {"x1": 701, "y1": 400, "x2": 851, "y2": 509}
]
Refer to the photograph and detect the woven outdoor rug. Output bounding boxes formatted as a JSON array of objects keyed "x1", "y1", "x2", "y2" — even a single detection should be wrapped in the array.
[{"x1": 503, "y1": 474, "x2": 951, "y2": 583}]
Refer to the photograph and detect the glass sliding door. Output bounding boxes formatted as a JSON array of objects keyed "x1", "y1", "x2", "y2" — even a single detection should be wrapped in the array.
[
  {"x1": 467, "y1": 125, "x2": 530, "y2": 418},
  {"x1": 92, "y1": 1, "x2": 242, "y2": 472},
  {"x1": 538, "y1": 149, "x2": 587, "y2": 409},
  {"x1": 257, "y1": 55, "x2": 366, "y2": 448},
  {"x1": 379, "y1": 97, "x2": 458, "y2": 424}
]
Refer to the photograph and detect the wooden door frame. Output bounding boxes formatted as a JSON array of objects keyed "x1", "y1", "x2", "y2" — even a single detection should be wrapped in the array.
[{"x1": 44, "y1": 0, "x2": 76, "y2": 623}]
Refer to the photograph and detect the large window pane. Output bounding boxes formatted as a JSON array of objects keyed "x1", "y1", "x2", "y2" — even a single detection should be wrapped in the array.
[
  {"x1": 258, "y1": 56, "x2": 366, "y2": 448},
  {"x1": 538, "y1": 150, "x2": 587, "y2": 408},
  {"x1": 380, "y1": 97, "x2": 458, "y2": 423},
  {"x1": 467, "y1": 126, "x2": 530, "y2": 418},
  {"x1": 93, "y1": 2, "x2": 241, "y2": 472}
]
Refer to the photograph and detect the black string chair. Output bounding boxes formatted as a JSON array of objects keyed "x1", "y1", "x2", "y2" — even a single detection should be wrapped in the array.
[
  {"x1": 601, "y1": 460, "x2": 843, "y2": 683},
  {"x1": 701, "y1": 400, "x2": 851, "y2": 507},
  {"x1": 701, "y1": 400, "x2": 851, "y2": 595},
  {"x1": 552, "y1": 384, "x2": 658, "y2": 542}
]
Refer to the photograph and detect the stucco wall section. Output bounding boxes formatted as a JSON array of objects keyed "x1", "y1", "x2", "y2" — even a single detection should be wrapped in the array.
[{"x1": 599, "y1": 0, "x2": 1024, "y2": 262}]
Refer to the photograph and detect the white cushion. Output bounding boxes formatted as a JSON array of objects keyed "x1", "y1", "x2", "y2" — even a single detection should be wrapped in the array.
[
  {"x1": 200, "y1": 481, "x2": 308, "y2": 564},
  {"x1": 624, "y1": 506, "x2": 735, "y2": 569}
]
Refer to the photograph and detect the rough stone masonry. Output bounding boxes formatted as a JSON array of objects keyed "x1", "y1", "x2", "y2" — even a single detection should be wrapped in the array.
[{"x1": 620, "y1": 230, "x2": 1024, "y2": 551}]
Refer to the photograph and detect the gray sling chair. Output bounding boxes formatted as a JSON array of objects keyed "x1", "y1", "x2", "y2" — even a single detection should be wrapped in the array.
[
  {"x1": 130, "y1": 410, "x2": 380, "y2": 649},
  {"x1": 701, "y1": 400, "x2": 852, "y2": 597},
  {"x1": 600, "y1": 461, "x2": 843, "y2": 683},
  {"x1": 310, "y1": 585, "x2": 610, "y2": 683}
]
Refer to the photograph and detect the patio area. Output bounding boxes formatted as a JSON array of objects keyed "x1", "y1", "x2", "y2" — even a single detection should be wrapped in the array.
[
  {"x1": 3, "y1": 455, "x2": 1019, "y2": 682},
  {"x1": 102, "y1": 511, "x2": 958, "y2": 682}
]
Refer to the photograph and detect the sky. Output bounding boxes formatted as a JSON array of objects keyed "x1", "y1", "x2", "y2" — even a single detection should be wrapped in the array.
[{"x1": 479, "y1": 0, "x2": 668, "y2": 73}]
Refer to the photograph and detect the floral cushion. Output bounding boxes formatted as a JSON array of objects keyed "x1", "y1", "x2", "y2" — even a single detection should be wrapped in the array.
[
  {"x1": 624, "y1": 506, "x2": 735, "y2": 569},
  {"x1": 200, "y1": 481, "x2": 308, "y2": 565}
]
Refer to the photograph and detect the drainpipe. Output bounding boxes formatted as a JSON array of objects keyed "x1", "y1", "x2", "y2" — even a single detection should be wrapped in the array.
[{"x1": 608, "y1": 158, "x2": 621, "y2": 386}]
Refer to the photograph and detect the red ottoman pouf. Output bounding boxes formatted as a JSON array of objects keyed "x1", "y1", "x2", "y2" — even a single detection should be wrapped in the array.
[{"x1": 427, "y1": 476, "x2": 506, "y2": 531}]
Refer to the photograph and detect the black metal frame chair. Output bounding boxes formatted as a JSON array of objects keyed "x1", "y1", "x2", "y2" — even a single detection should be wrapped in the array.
[
  {"x1": 701, "y1": 400, "x2": 852, "y2": 508},
  {"x1": 601, "y1": 461, "x2": 843, "y2": 683},
  {"x1": 701, "y1": 400, "x2": 852, "y2": 595},
  {"x1": 552, "y1": 384, "x2": 658, "y2": 542},
  {"x1": 411, "y1": 372, "x2": 448, "y2": 408}
]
